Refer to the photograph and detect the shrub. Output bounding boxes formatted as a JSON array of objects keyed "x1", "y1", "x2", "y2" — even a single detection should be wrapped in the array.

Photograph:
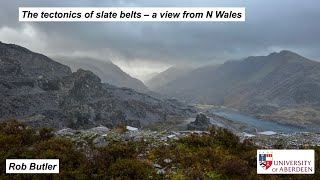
[
  {"x1": 38, "y1": 127, "x2": 55, "y2": 141},
  {"x1": 114, "y1": 123, "x2": 128, "y2": 133},
  {"x1": 108, "y1": 159, "x2": 155, "y2": 179},
  {"x1": 178, "y1": 134, "x2": 216, "y2": 148},
  {"x1": 210, "y1": 127, "x2": 240, "y2": 149},
  {"x1": 98, "y1": 141, "x2": 141, "y2": 161},
  {"x1": 219, "y1": 159, "x2": 249, "y2": 178},
  {"x1": 34, "y1": 138, "x2": 86, "y2": 177},
  {"x1": 0, "y1": 119, "x2": 38, "y2": 146}
]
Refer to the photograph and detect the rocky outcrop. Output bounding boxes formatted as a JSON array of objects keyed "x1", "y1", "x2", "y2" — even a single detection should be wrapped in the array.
[
  {"x1": 187, "y1": 113, "x2": 211, "y2": 131},
  {"x1": 54, "y1": 56, "x2": 149, "y2": 93},
  {"x1": 0, "y1": 42, "x2": 196, "y2": 129},
  {"x1": 0, "y1": 41, "x2": 71, "y2": 80},
  {"x1": 0, "y1": 41, "x2": 71, "y2": 125}
]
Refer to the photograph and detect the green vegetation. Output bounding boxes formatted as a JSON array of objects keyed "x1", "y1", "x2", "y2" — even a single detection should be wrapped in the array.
[
  {"x1": 114, "y1": 123, "x2": 128, "y2": 133},
  {"x1": 0, "y1": 120, "x2": 319, "y2": 179}
]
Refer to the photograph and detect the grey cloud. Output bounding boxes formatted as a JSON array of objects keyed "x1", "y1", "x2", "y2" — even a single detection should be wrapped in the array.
[{"x1": 0, "y1": 0, "x2": 320, "y2": 69}]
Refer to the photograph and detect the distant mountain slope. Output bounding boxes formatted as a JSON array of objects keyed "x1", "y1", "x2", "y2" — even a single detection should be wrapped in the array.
[
  {"x1": 160, "y1": 50, "x2": 320, "y2": 105},
  {"x1": 143, "y1": 72, "x2": 159, "y2": 83},
  {"x1": 54, "y1": 56, "x2": 149, "y2": 93},
  {"x1": 0, "y1": 41, "x2": 195, "y2": 129},
  {"x1": 159, "y1": 51, "x2": 320, "y2": 126},
  {"x1": 157, "y1": 64, "x2": 220, "y2": 103},
  {"x1": 145, "y1": 67, "x2": 192, "y2": 90}
]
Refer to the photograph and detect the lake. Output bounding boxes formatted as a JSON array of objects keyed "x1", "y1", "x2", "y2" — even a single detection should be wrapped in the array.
[{"x1": 211, "y1": 111, "x2": 313, "y2": 133}]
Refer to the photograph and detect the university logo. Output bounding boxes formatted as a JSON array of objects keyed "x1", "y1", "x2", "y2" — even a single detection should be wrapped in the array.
[{"x1": 259, "y1": 153, "x2": 273, "y2": 170}]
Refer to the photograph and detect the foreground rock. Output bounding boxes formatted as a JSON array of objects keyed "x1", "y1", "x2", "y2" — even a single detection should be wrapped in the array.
[
  {"x1": 55, "y1": 126, "x2": 209, "y2": 150},
  {"x1": 56, "y1": 125, "x2": 320, "y2": 151}
]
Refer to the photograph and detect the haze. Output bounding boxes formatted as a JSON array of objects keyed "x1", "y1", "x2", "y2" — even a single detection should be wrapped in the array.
[{"x1": 0, "y1": 0, "x2": 319, "y2": 80}]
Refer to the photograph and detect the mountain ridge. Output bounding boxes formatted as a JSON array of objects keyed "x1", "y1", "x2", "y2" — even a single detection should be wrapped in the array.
[{"x1": 157, "y1": 50, "x2": 320, "y2": 126}]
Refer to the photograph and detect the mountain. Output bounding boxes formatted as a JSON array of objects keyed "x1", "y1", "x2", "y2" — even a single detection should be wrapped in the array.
[
  {"x1": 158, "y1": 50, "x2": 320, "y2": 126},
  {"x1": 145, "y1": 67, "x2": 192, "y2": 90},
  {"x1": 0, "y1": 41, "x2": 195, "y2": 129},
  {"x1": 143, "y1": 72, "x2": 159, "y2": 83},
  {"x1": 54, "y1": 56, "x2": 149, "y2": 93},
  {"x1": 156, "y1": 64, "x2": 220, "y2": 103},
  {"x1": 0, "y1": 42, "x2": 71, "y2": 80}
]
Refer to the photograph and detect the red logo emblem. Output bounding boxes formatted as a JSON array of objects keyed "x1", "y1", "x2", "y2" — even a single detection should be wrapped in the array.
[{"x1": 259, "y1": 153, "x2": 273, "y2": 170}]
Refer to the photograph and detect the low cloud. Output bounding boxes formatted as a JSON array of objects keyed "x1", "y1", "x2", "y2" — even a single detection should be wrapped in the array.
[{"x1": 0, "y1": 0, "x2": 320, "y2": 79}]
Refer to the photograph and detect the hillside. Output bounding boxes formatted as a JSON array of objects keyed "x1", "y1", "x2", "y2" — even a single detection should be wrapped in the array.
[
  {"x1": 158, "y1": 51, "x2": 320, "y2": 126},
  {"x1": 0, "y1": 41, "x2": 195, "y2": 129},
  {"x1": 54, "y1": 56, "x2": 149, "y2": 93},
  {"x1": 145, "y1": 66, "x2": 192, "y2": 90}
]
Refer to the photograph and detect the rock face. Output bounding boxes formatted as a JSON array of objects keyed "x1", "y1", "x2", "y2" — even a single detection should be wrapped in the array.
[
  {"x1": 187, "y1": 113, "x2": 211, "y2": 131},
  {"x1": 0, "y1": 42, "x2": 71, "y2": 80},
  {"x1": 0, "y1": 41, "x2": 72, "y2": 128},
  {"x1": 0, "y1": 41, "x2": 195, "y2": 129}
]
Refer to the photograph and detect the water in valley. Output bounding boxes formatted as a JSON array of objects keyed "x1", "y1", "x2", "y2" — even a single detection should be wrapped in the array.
[{"x1": 211, "y1": 111, "x2": 313, "y2": 134}]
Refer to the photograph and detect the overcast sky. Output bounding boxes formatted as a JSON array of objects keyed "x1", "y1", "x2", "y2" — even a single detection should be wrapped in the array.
[{"x1": 0, "y1": 0, "x2": 319, "y2": 80}]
